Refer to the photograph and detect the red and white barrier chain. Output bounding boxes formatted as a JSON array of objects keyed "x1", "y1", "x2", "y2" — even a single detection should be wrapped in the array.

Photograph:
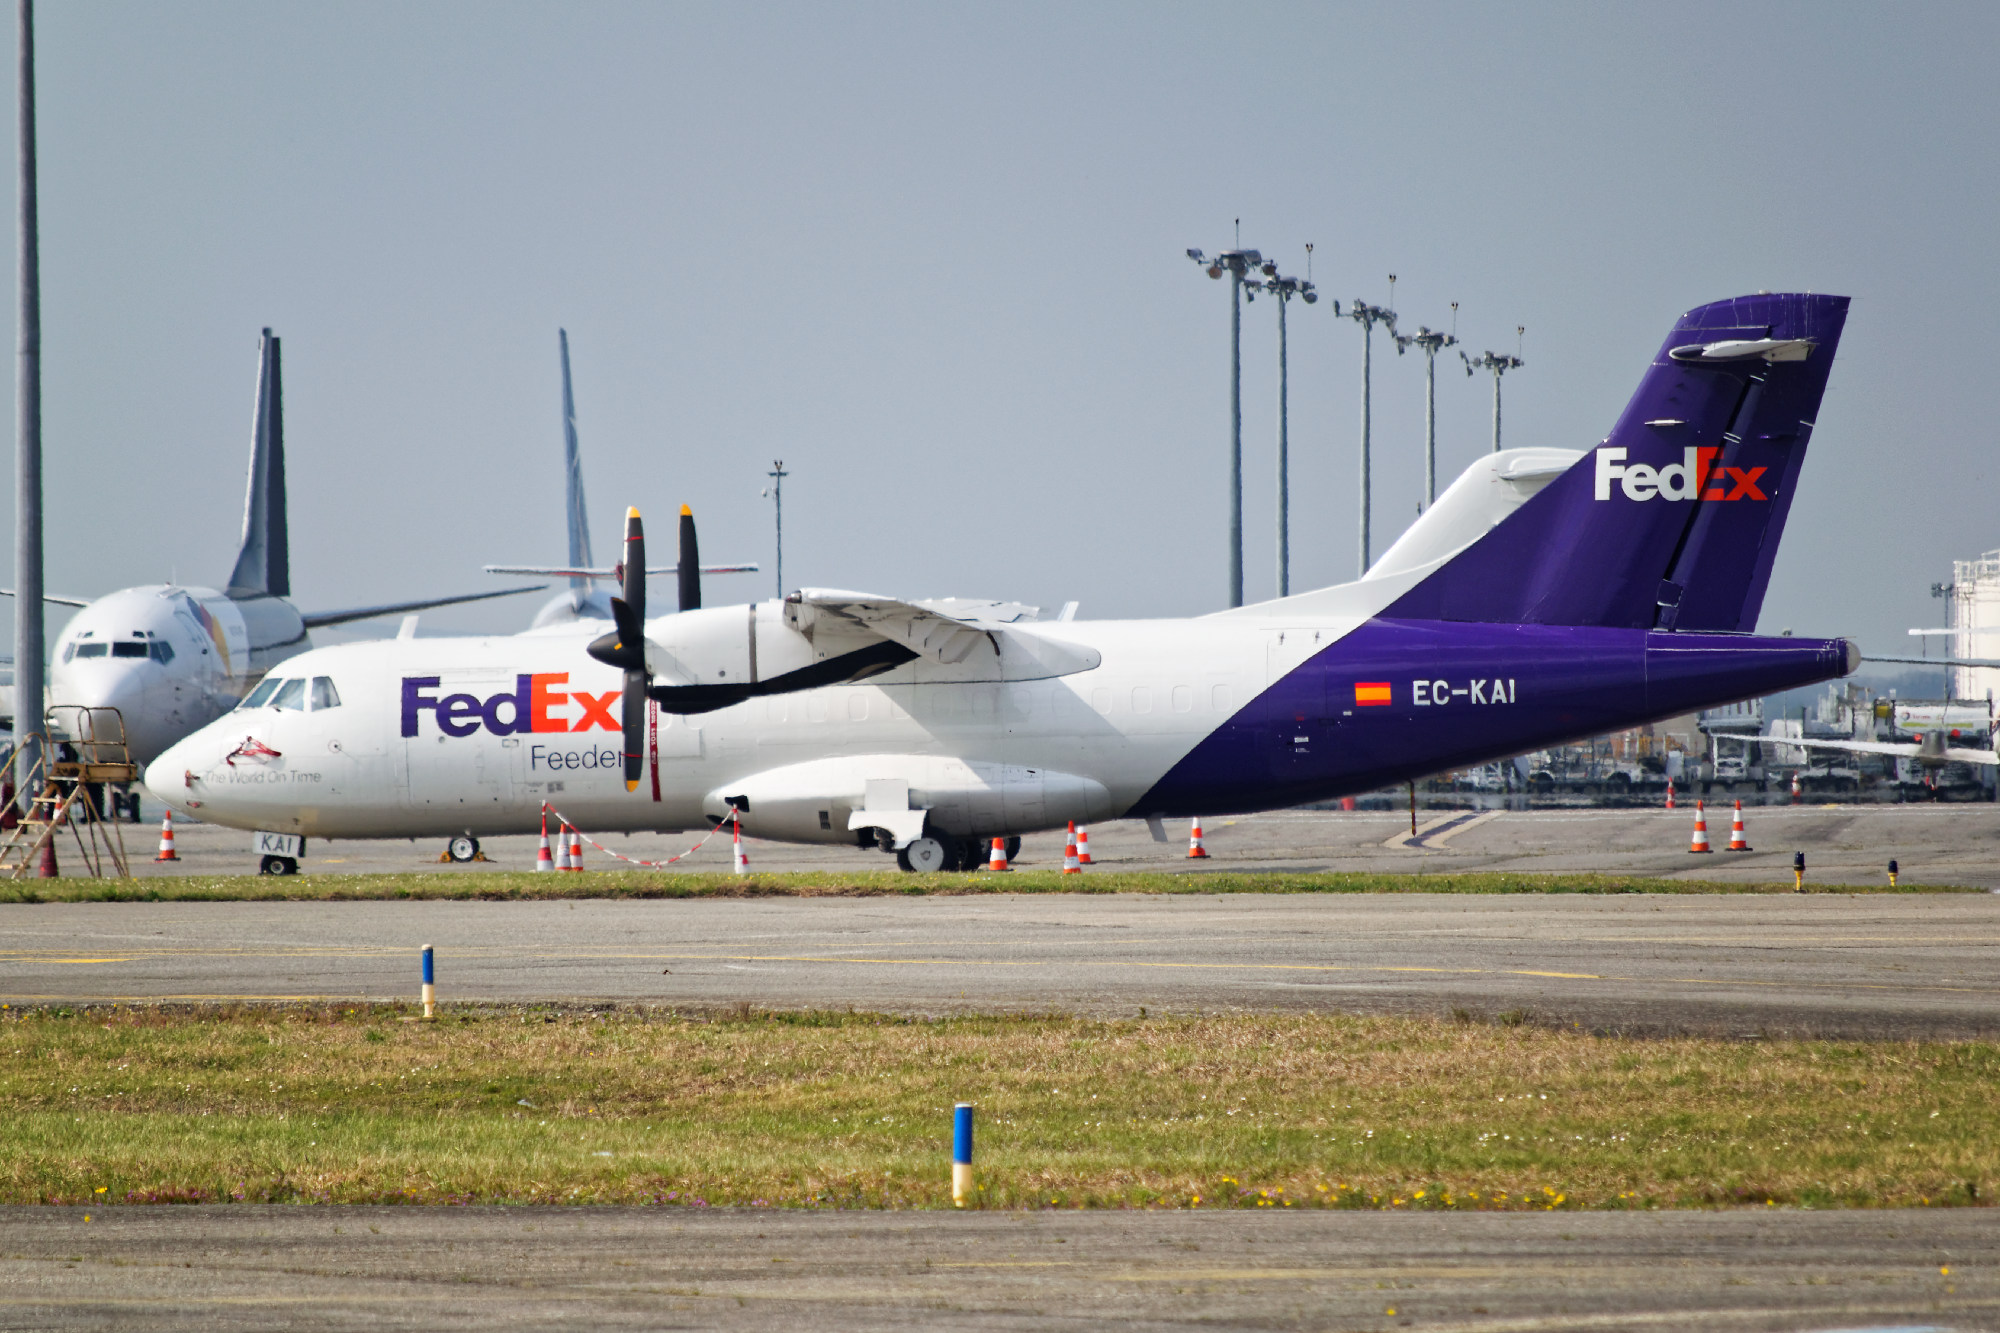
[{"x1": 538, "y1": 801, "x2": 737, "y2": 868}]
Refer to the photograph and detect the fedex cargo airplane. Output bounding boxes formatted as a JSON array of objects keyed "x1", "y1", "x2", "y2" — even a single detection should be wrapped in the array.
[{"x1": 148, "y1": 293, "x2": 1858, "y2": 872}]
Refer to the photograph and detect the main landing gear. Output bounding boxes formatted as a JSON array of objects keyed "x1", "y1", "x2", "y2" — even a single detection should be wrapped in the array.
[
  {"x1": 258, "y1": 855, "x2": 298, "y2": 876},
  {"x1": 446, "y1": 835, "x2": 481, "y2": 863},
  {"x1": 892, "y1": 834, "x2": 1022, "y2": 872}
]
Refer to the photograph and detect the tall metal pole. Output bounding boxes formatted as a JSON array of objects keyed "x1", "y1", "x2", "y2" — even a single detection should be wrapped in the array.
[
  {"x1": 1228, "y1": 263, "x2": 1242, "y2": 608},
  {"x1": 1344, "y1": 293, "x2": 1397, "y2": 576},
  {"x1": 1394, "y1": 325, "x2": 1456, "y2": 507},
  {"x1": 1491, "y1": 369, "x2": 1502, "y2": 453},
  {"x1": 767, "y1": 459, "x2": 787, "y2": 599},
  {"x1": 1358, "y1": 319, "x2": 1371, "y2": 574},
  {"x1": 1274, "y1": 289, "x2": 1288, "y2": 598},
  {"x1": 14, "y1": 0, "x2": 40, "y2": 785}
]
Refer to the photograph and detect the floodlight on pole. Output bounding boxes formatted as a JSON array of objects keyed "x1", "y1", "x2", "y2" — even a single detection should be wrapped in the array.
[
  {"x1": 1186, "y1": 237, "x2": 1264, "y2": 608},
  {"x1": 1245, "y1": 255, "x2": 1317, "y2": 598},
  {"x1": 1462, "y1": 327, "x2": 1525, "y2": 453},
  {"x1": 1394, "y1": 308, "x2": 1458, "y2": 507},
  {"x1": 1342, "y1": 277, "x2": 1398, "y2": 576}
]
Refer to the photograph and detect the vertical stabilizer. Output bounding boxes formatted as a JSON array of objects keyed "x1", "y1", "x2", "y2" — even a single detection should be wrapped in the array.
[
  {"x1": 560, "y1": 329, "x2": 593, "y2": 590},
  {"x1": 226, "y1": 328, "x2": 288, "y2": 598}
]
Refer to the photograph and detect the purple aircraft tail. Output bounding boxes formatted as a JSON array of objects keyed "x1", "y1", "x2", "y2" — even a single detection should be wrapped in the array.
[{"x1": 1386, "y1": 293, "x2": 1848, "y2": 631}]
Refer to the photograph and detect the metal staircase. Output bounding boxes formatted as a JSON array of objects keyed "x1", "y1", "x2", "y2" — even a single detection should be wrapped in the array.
[{"x1": 0, "y1": 706, "x2": 136, "y2": 879}]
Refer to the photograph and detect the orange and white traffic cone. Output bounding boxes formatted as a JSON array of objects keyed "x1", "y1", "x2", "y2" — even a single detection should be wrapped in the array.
[
  {"x1": 1062, "y1": 822, "x2": 1082, "y2": 874},
  {"x1": 567, "y1": 828, "x2": 585, "y2": 871},
  {"x1": 154, "y1": 808, "x2": 180, "y2": 862},
  {"x1": 1075, "y1": 824, "x2": 1093, "y2": 864},
  {"x1": 987, "y1": 837, "x2": 1010, "y2": 872},
  {"x1": 1187, "y1": 817, "x2": 1210, "y2": 859},
  {"x1": 535, "y1": 808, "x2": 554, "y2": 872},
  {"x1": 1726, "y1": 799, "x2": 1752, "y2": 852},
  {"x1": 732, "y1": 814, "x2": 748, "y2": 875},
  {"x1": 1688, "y1": 801, "x2": 1712, "y2": 853},
  {"x1": 554, "y1": 825, "x2": 573, "y2": 871},
  {"x1": 1665, "y1": 779, "x2": 1675, "y2": 811},
  {"x1": 1790, "y1": 772, "x2": 1801, "y2": 804}
]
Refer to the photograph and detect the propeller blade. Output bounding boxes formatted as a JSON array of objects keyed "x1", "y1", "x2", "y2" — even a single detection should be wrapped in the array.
[
  {"x1": 621, "y1": 508, "x2": 645, "y2": 622},
  {"x1": 622, "y1": 671, "x2": 647, "y2": 790},
  {"x1": 585, "y1": 595, "x2": 647, "y2": 671},
  {"x1": 677, "y1": 505, "x2": 700, "y2": 612}
]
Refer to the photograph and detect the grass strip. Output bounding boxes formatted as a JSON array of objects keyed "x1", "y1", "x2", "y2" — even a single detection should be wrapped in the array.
[
  {"x1": 1, "y1": 1004, "x2": 1990, "y2": 1210},
  {"x1": 0, "y1": 869, "x2": 1974, "y2": 903}
]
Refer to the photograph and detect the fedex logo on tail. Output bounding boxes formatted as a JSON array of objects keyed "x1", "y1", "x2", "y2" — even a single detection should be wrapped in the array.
[
  {"x1": 1595, "y1": 447, "x2": 1765, "y2": 502},
  {"x1": 401, "y1": 674, "x2": 618, "y2": 738}
]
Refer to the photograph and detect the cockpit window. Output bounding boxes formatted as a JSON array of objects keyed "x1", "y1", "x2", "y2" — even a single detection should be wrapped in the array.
[
  {"x1": 150, "y1": 640, "x2": 175, "y2": 664},
  {"x1": 112, "y1": 641, "x2": 148, "y2": 658},
  {"x1": 271, "y1": 679, "x2": 306, "y2": 711},
  {"x1": 239, "y1": 678, "x2": 281, "y2": 710},
  {"x1": 310, "y1": 677, "x2": 341, "y2": 710},
  {"x1": 60, "y1": 643, "x2": 74, "y2": 663},
  {"x1": 73, "y1": 643, "x2": 107, "y2": 659}
]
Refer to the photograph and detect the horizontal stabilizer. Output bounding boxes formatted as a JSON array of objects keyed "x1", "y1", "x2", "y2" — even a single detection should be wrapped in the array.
[
  {"x1": 483, "y1": 563, "x2": 758, "y2": 578},
  {"x1": 1864, "y1": 654, "x2": 2000, "y2": 669},
  {"x1": 301, "y1": 585, "x2": 546, "y2": 629}
]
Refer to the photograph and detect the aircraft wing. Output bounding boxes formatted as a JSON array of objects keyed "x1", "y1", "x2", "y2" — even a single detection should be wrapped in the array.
[
  {"x1": 0, "y1": 588, "x2": 92, "y2": 607},
  {"x1": 300, "y1": 585, "x2": 547, "y2": 629},
  {"x1": 1747, "y1": 733, "x2": 1998, "y2": 766},
  {"x1": 790, "y1": 588, "x2": 998, "y2": 664}
]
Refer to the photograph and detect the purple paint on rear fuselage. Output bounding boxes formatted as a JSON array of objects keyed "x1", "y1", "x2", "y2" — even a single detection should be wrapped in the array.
[{"x1": 1134, "y1": 619, "x2": 1849, "y2": 817}]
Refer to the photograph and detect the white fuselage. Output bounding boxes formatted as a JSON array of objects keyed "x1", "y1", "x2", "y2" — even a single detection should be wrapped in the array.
[
  {"x1": 46, "y1": 585, "x2": 309, "y2": 766},
  {"x1": 144, "y1": 608, "x2": 1291, "y2": 841}
]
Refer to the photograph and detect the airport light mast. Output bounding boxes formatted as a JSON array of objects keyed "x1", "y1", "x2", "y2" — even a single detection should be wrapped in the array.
[
  {"x1": 1394, "y1": 302, "x2": 1458, "y2": 507},
  {"x1": 1245, "y1": 254, "x2": 1317, "y2": 597},
  {"x1": 761, "y1": 459, "x2": 788, "y2": 599},
  {"x1": 1463, "y1": 327, "x2": 1525, "y2": 452},
  {"x1": 1343, "y1": 278, "x2": 1398, "y2": 576},
  {"x1": 1187, "y1": 234, "x2": 1263, "y2": 608}
]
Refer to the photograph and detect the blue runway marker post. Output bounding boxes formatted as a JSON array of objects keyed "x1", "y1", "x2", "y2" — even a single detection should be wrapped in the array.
[
  {"x1": 421, "y1": 944, "x2": 436, "y2": 1018},
  {"x1": 952, "y1": 1102, "x2": 974, "y2": 1207}
]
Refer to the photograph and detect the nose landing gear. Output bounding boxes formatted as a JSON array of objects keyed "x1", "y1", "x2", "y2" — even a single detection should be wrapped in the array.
[
  {"x1": 445, "y1": 835, "x2": 482, "y2": 863},
  {"x1": 258, "y1": 854, "x2": 298, "y2": 876}
]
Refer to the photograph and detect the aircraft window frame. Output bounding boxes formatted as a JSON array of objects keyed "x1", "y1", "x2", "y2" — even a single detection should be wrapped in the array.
[
  {"x1": 111, "y1": 641, "x2": 148, "y2": 659},
  {"x1": 60, "y1": 643, "x2": 75, "y2": 663},
  {"x1": 310, "y1": 677, "x2": 341, "y2": 711},
  {"x1": 73, "y1": 642, "x2": 108, "y2": 659},
  {"x1": 239, "y1": 679, "x2": 281, "y2": 710},
  {"x1": 150, "y1": 640, "x2": 175, "y2": 665},
  {"x1": 270, "y1": 679, "x2": 306, "y2": 711}
]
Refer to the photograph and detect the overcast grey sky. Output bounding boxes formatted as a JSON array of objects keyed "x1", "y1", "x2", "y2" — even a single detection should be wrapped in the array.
[{"x1": 7, "y1": 1, "x2": 1996, "y2": 653}]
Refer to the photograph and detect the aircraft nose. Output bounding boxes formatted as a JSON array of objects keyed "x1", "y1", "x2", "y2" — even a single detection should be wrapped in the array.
[
  {"x1": 53, "y1": 664, "x2": 165, "y2": 762},
  {"x1": 143, "y1": 733, "x2": 204, "y2": 814}
]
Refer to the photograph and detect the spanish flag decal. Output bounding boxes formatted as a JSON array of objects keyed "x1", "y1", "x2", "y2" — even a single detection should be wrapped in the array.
[{"x1": 1354, "y1": 682, "x2": 1392, "y2": 707}]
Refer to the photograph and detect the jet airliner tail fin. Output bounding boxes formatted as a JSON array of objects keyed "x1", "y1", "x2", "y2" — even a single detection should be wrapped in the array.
[
  {"x1": 1384, "y1": 292, "x2": 1849, "y2": 631},
  {"x1": 226, "y1": 328, "x2": 288, "y2": 599},
  {"x1": 560, "y1": 329, "x2": 594, "y2": 592}
]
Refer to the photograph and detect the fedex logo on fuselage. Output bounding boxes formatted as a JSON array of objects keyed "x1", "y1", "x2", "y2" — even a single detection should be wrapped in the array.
[
  {"x1": 400, "y1": 673, "x2": 618, "y2": 738},
  {"x1": 1594, "y1": 447, "x2": 1765, "y2": 502}
]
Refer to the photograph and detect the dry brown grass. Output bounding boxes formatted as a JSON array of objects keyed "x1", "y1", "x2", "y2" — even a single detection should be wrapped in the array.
[{"x1": 1, "y1": 1004, "x2": 1990, "y2": 1210}]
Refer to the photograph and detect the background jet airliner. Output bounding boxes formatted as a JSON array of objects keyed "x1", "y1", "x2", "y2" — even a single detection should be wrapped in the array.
[
  {"x1": 151, "y1": 293, "x2": 1858, "y2": 872},
  {"x1": 483, "y1": 329, "x2": 756, "y2": 628},
  {"x1": 6, "y1": 330, "x2": 541, "y2": 770}
]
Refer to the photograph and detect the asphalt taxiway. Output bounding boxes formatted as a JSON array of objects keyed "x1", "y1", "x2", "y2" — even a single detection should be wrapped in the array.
[
  {"x1": 4, "y1": 892, "x2": 1995, "y2": 1037},
  {"x1": 0, "y1": 1206, "x2": 1991, "y2": 1331},
  {"x1": 123, "y1": 802, "x2": 2000, "y2": 886}
]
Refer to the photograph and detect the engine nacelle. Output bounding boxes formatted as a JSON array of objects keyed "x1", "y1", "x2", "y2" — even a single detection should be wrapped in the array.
[{"x1": 703, "y1": 754, "x2": 1113, "y2": 847}]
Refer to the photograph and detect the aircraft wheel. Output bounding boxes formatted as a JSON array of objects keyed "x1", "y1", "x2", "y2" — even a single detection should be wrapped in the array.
[
  {"x1": 259, "y1": 855, "x2": 298, "y2": 877},
  {"x1": 1005, "y1": 836, "x2": 1021, "y2": 862},
  {"x1": 896, "y1": 836, "x2": 957, "y2": 873},
  {"x1": 447, "y1": 835, "x2": 480, "y2": 863}
]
